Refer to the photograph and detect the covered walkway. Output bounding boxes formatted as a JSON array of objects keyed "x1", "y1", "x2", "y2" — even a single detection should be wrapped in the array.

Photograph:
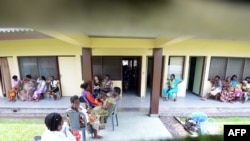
[
  {"x1": 1, "y1": 92, "x2": 250, "y2": 140},
  {"x1": 1, "y1": 91, "x2": 250, "y2": 116}
]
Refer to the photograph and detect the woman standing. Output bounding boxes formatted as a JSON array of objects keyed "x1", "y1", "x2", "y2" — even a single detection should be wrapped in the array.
[{"x1": 163, "y1": 74, "x2": 181, "y2": 101}]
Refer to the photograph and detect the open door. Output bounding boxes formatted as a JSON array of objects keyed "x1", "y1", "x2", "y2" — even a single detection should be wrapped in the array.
[
  {"x1": 187, "y1": 56, "x2": 205, "y2": 95},
  {"x1": 121, "y1": 56, "x2": 142, "y2": 96}
]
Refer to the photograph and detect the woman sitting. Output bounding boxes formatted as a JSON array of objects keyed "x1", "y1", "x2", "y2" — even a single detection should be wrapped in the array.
[
  {"x1": 242, "y1": 80, "x2": 250, "y2": 103},
  {"x1": 101, "y1": 74, "x2": 112, "y2": 95},
  {"x1": 231, "y1": 75, "x2": 238, "y2": 89},
  {"x1": 163, "y1": 74, "x2": 181, "y2": 101},
  {"x1": 81, "y1": 82, "x2": 103, "y2": 108},
  {"x1": 234, "y1": 85, "x2": 243, "y2": 101},
  {"x1": 220, "y1": 76, "x2": 235, "y2": 103},
  {"x1": 47, "y1": 76, "x2": 59, "y2": 100},
  {"x1": 93, "y1": 75, "x2": 102, "y2": 98},
  {"x1": 41, "y1": 112, "x2": 75, "y2": 141},
  {"x1": 20, "y1": 74, "x2": 36, "y2": 101},
  {"x1": 91, "y1": 87, "x2": 121, "y2": 123},
  {"x1": 202, "y1": 75, "x2": 222, "y2": 100},
  {"x1": 33, "y1": 76, "x2": 47, "y2": 101}
]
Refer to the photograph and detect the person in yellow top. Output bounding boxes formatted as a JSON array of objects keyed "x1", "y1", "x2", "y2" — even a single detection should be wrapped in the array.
[{"x1": 91, "y1": 87, "x2": 121, "y2": 122}]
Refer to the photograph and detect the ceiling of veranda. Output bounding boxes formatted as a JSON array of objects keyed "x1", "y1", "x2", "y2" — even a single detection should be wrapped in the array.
[{"x1": 0, "y1": 0, "x2": 250, "y2": 41}]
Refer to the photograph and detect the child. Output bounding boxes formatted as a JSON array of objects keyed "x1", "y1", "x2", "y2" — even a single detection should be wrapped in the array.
[
  {"x1": 66, "y1": 95, "x2": 104, "y2": 139},
  {"x1": 7, "y1": 75, "x2": 21, "y2": 102}
]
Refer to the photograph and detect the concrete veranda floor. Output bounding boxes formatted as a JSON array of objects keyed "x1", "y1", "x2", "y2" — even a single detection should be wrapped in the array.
[
  {"x1": 1, "y1": 90, "x2": 250, "y2": 110},
  {"x1": 1, "y1": 91, "x2": 250, "y2": 141}
]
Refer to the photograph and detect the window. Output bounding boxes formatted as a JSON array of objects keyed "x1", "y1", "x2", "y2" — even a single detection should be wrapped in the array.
[
  {"x1": 92, "y1": 56, "x2": 122, "y2": 80},
  {"x1": 168, "y1": 56, "x2": 185, "y2": 79},
  {"x1": 209, "y1": 57, "x2": 227, "y2": 79},
  {"x1": 209, "y1": 57, "x2": 250, "y2": 80},
  {"x1": 18, "y1": 56, "x2": 59, "y2": 80}
]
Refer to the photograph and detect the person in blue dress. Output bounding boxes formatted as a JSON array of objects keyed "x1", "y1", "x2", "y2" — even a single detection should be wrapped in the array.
[
  {"x1": 163, "y1": 74, "x2": 182, "y2": 101},
  {"x1": 231, "y1": 74, "x2": 238, "y2": 88}
]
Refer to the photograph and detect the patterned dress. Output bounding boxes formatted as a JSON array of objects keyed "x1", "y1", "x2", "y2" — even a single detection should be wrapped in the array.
[{"x1": 220, "y1": 81, "x2": 234, "y2": 102}]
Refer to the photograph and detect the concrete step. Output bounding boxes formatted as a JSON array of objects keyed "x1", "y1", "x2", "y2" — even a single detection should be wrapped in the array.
[{"x1": 0, "y1": 107, "x2": 67, "y2": 119}]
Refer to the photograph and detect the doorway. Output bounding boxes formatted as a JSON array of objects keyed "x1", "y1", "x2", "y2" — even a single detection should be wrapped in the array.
[
  {"x1": 122, "y1": 57, "x2": 141, "y2": 96},
  {"x1": 187, "y1": 56, "x2": 205, "y2": 95}
]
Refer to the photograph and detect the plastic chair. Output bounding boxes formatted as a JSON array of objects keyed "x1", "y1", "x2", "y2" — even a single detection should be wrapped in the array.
[
  {"x1": 33, "y1": 135, "x2": 41, "y2": 141},
  {"x1": 107, "y1": 100, "x2": 119, "y2": 131},
  {"x1": 80, "y1": 95, "x2": 93, "y2": 110},
  {"x1": 66, "y1": 111, "x2": 88, "y2": 141}
]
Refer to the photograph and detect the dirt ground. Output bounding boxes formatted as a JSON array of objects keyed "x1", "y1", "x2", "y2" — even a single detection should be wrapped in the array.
[{"x1": 159, "y1": 116, "x2": 190, "y2": 138}]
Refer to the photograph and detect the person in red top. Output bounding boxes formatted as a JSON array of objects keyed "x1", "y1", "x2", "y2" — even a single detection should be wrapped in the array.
[{"x1": 80, "y1": 83, "x2": 103, "y2": 108}]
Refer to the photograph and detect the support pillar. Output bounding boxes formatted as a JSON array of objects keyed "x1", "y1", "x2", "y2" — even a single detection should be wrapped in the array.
[
  {"x1": 149, "y1": 48, "x2": 163, "y2": 116},
  {"x1": 82, "y1": 48, "x2": 93, "y2": 82}
]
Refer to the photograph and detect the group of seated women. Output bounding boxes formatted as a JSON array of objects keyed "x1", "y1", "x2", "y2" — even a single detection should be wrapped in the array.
[
  {"x1": 7, "y1": 74, "x2": 59, "y2": 102},
  {"x1": 92, "y1": 74, "x2": 113, "y2": 98},
  {"x1": 201, "y1": 75, "x2": 250, "y2": 103}
]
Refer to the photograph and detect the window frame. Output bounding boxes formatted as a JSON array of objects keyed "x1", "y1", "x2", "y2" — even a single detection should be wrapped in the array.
[
  {"x1": 18, "y1": 56, "x2": 59, "y2": 80},
  {"x1": 167, "y1": 56, "x2": 185, "y2": 80},
  {"x1": 91, "y1": 56, "x2": 122, "y2": 80},
  {"x1": 209, "y1": 57, "x2": 250, "y2": 80}
]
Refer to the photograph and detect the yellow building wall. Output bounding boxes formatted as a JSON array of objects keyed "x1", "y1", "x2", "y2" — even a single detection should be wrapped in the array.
[
  {"x1": 0, "y1": 38, "x2": 83, "y2": 97},
  {"x1": 1, "y1": 37, "x2": 250, "y2": 98},
  {"x1": 162, "y1": 39, "x2": 250, "y2": 97}
]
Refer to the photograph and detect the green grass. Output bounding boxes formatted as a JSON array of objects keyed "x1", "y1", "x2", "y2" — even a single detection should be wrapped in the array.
[
  {"x1": 180, "y1": 117, "x2": 250, "y2": 134},
  {"x1": 208, "y1": 117, "x2": 250, "y2": 134},
  {"x1": 0, "y1": 119, "x2": 45, "y2": 141},
  {"x1": 1, "y1": 117, "x2": 250, "y2": 141}
]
